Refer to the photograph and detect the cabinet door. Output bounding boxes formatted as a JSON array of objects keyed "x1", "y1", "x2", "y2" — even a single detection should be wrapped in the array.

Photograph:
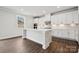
[
  {"x1": 74, "y1": 30, "x2": 79, "y2": 41},
  {"x1": 51, "y1": 15, "x2": 56, "y2": 24},
  {"x1": 68, "y1": 30, "x2": 75, "y2": 40},
  {"x1": 58, "y1": 29, "x2": 66, "y2": 38},
  {"x1": 57, "y1": 29, "x2": 61, "y2": 37},
  {"x1": 52, "y1": 30, "x2": 55, "y2": 36},
  {"x1": 51, "y1": 16, "x2": 54, "y2": 24},
  {"x1": 62, "y1": 29, "x2": 68, "y2": 39},
  {"x1": 54, "y1": 15, "x2": 58, "y2": 24},
  {"x1": 60, "y1": 13, "x2": 66, "y2": 24},
  {"x1": 56, "y1": 14, "x2": 61, "y2": 24},
  {"x1": 52, "y1": 29, "x2": 58, "y2": 37},
  {"x1": 72, "y1": 11, "x2": 78, "y2": 23},
  {"x1": 54, "y1": 29, "x2": 58, "y2": 37},
  {"x1": 66, "y1": 12, "x2": 73, "y2": 24}
]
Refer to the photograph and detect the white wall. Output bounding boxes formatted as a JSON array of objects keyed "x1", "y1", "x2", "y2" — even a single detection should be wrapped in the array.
[{"x1": 0, "y1": 9, "x2": 33, "y2": 39}]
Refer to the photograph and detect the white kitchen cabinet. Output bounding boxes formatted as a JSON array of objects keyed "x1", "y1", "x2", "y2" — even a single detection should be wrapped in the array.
[
  {"x1": 52, "y1": 29, "x2": 59, "y2": 37},
  {"x1": 52, "y1": 29, "x2": 55, "y2": 36},
  {"x1": 72, "y1": 11, "x2": 78, "y2": 23},
  {"x1": 69, "y1": 29, "x2": 79, "y2": 41},
  {"x1": 51, "y1": 10, "x2": 79, "y2": 42},
  {"x1": 51, "y1": 14, "x2": 60, "y2": 24},
  {"x1": 57, "y1": 30, "x2": 61, "y2": 37},
  {"x1": 52, "y1": 29, "x2": 79, "y2": 42},
  {"x1": 51, "y1": 16, "x2": 54, "y2": 24},
  {"x1": 68, "y1": 30, "x2": 75, "y2": 40},
  {"x1": 62, "y1": 29, "x2": 68, "y2": 38},
  {"x1": 60, "y1": 14, "x2": 66, "y2": 24},
  {"x1": 65, "y1": 11, "x2": 78, "y2": 24},
  {"x1": 74, "y1": 30, "x2": 79, "y2": 42},
  {"x1": 59, "y1": 30, "x2": 63, "y2": 38},
  {"x1": 51, "y1": 15, "x2": 58, "y2": 24},
  {"x1": 56, "y1": 15, "x2": 61, "y2": 24},
  {"x1": 54, "y1": 30, "x2": 58, "y2": 37},
  {"x1": 51, "y1": 10, "x2": 78, "y2": 24},
  {"x1": 65, "y1": 12, "x2": 73, "y2": 24},
  {"x1": 26, "y1": 29, "x2": 52, "y2": 49}
]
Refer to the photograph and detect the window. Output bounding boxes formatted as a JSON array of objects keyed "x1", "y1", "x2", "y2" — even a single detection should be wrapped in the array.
[{"x1": 16, "y1": 15, "x2": 24, "y2": 28}]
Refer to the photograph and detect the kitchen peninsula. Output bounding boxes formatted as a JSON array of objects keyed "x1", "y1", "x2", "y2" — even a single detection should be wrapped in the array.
[{"x1": 25, "y1": 29, "x2": 52, "y2": 49}]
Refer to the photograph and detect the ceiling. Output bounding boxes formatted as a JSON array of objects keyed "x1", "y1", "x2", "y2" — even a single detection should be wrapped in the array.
[{"x1": 1, "y1": 6, "x2": 75, "y2": 17}]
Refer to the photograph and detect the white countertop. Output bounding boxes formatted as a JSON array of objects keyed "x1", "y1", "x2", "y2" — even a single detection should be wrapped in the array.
[{"x1": 25, "y1": 29, "x2": 52, "y2": 31}]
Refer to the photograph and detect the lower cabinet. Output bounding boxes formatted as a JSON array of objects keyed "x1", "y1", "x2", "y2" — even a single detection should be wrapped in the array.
[{"x1": 52, "y1": 29, "x2": 79, "y2": 42}]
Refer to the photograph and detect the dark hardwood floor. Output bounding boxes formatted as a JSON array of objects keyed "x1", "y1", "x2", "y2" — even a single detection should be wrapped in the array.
[
  {"x1": 0, "y1": 37, "x2": 78, "y2": 53},
  {"x1": 0, "y1": 37, "x2": 49, "y2": 53}
]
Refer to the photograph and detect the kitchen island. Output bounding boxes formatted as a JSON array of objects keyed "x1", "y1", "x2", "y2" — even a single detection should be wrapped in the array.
[{"x1": 23, "y1": 29, "x2": 52, "y2": 49}]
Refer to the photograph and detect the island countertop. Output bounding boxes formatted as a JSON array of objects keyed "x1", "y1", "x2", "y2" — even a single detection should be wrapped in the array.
[{"x1": 26, "y1": 29, "x2": 52, "y2": 31}]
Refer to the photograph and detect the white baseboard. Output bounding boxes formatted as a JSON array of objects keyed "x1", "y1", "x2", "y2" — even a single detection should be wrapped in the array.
[{"x1": 0, "y1": 35, "x2": 22, "y2": 40}]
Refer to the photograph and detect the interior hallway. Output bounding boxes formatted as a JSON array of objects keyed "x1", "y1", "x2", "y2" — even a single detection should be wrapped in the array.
[{"x1": 0, "y1": 37, "x2": 78, "y2": 53}]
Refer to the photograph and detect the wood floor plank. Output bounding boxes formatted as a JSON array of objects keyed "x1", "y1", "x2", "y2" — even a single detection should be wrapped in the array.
[{"x1": 0, "y1": 37, "x2": 78, "y2": 53}]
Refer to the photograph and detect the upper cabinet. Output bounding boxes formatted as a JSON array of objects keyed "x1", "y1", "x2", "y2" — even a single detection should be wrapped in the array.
[
  {"x1": 51, "y1": 15, "x2": 58, "y2": 24},
  {"x1": 51, "y1": 10, "x2": 78, "y2": 25},
  {"x1": 65, "y1": 12, "x2": 73, "y2": 24},
  {"x1": 72, "y1": 11, "x2": 78, "y2": 23},
  {"x1": 66, "y1": 11, "x2": 78, "y2": 24}
]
